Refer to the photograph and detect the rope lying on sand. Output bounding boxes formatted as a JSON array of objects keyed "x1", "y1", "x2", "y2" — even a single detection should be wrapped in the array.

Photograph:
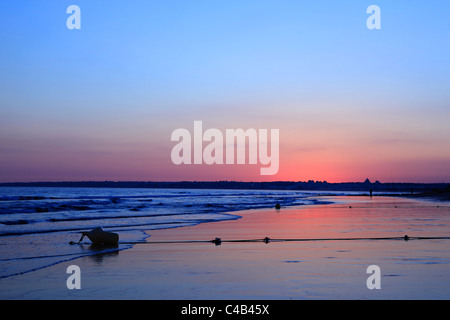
[{"x1": 117, "y1": 235, "x2": 450, "y2": 246}]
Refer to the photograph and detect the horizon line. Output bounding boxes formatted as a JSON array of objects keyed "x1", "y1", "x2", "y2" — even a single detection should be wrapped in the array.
[{"x1": 0, "y1": 180, "x2": 448, "y2": 185}]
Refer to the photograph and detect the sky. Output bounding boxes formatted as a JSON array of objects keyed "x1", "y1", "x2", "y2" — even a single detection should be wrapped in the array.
[{"x1": 1, "y1": 1, "x2": 449, "y2": 183}]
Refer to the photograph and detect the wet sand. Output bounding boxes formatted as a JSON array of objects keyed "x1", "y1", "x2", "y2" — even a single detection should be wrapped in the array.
[{"x1": 1, "y1": 196, "x2": 449, "y2": 300}]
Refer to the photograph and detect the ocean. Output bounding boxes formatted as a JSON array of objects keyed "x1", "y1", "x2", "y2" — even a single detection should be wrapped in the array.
[{"x1": 0, "y1": 187, "x2": 338, "y2": 279}]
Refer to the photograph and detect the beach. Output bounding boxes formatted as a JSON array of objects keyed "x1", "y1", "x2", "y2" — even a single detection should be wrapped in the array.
[{"x1": 1, "y1": 195, "x2": 449, "y2": 300}]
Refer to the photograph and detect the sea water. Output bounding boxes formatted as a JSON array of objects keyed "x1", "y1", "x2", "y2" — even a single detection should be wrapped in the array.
[{"x1": 0, "y1": 187, "x2": 336, "y2": 279}]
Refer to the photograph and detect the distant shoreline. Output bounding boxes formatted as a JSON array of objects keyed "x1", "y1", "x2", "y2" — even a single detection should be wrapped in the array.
[{"x1": 0, "y1": 180, "x2": 448, "y2": 194}]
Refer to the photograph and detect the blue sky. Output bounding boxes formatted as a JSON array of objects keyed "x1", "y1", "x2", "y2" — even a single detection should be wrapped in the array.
[{"x1": 1, "y1": 1, "x2": 449, "y2": 182}]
